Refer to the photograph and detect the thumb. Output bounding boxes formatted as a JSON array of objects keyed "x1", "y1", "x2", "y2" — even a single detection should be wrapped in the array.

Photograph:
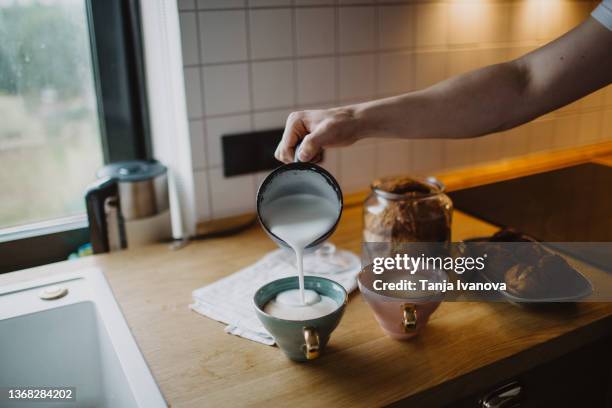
[{"x1": 297, "y1": 126, "x2": 334, "y2": 162}]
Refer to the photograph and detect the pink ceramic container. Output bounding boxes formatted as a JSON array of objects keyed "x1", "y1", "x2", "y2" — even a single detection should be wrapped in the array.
[{"x1": 357, "y1": 269, "x2": 445, "y2": 340}]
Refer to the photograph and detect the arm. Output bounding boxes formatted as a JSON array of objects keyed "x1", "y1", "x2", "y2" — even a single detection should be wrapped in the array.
[{"x1": 276, "y1": 17, "x2": 612, "y2": 163}]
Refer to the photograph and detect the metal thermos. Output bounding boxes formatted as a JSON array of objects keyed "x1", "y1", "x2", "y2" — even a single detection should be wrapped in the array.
[{"x1": 85, "y1": 160, "x2": 171, "y2": 254}]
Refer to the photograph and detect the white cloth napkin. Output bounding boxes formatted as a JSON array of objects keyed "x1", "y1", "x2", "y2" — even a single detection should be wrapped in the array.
[{"x1": 190, "y1": 245, "x2": 361, "y2": 345}]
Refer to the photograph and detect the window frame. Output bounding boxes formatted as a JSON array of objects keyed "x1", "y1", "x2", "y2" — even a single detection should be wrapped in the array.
[{"x1": 0, "y1": 0, "x2": 151, "y2": 273}]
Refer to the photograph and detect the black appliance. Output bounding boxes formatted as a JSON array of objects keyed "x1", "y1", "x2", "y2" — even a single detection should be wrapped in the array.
[{"x1": 448, "y1": 163, "x2": 612, "y2": 270}]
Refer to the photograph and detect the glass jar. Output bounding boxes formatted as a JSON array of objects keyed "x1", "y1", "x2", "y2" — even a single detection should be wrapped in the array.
[{"x1": 363, "y1": 176, "x2": 453, "y2": 243}]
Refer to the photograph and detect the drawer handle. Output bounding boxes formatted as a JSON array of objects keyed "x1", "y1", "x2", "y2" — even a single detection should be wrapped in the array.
[{"x1": 480, "y1": 381, "x2": 522, "y2": 408}]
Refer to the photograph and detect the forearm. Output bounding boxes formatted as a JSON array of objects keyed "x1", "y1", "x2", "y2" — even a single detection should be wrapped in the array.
[
  {"x1": 352, "y1": 18, "x2": 612, "y2": 141},
  {"x1": 353, "y1": 61, "x2": 530, "y2": 140}
]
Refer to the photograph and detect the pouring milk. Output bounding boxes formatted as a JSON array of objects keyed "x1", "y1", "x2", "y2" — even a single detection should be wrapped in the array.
[{"x1": 263, "y1": 193, "x2": 339, "y2": 319}]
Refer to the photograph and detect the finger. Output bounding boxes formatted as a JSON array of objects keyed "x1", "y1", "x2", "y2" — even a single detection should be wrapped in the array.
[
  {"x1": 297, "y1": 124, "x2": 335, "y2": 162},
  {"x1": 276, "y1": 112, "x2": 306, "y2": 163}
]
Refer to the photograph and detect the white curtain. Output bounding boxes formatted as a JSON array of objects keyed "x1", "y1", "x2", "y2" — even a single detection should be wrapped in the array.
[{"x1": 139, "y1": 0, "x2": 196, "y2": 239}]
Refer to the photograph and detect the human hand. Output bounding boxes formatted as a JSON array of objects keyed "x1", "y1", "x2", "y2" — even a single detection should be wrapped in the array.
[{"x1": 274, "y1": 106, "x2": 362, "y2": 163}]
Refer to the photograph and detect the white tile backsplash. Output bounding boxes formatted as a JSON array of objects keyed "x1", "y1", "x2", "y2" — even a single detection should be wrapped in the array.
[
  {"x1": 538, "y1": 0, "x2": 563, "y2": 40},
  {"x1": 503, "y1": 123, "x2": 532, "y2": 158},
  {"x1": 180, "y1": 12, "x2": 199, "y2": 65},
  {"x1": 198, "y1": 0, "x2": 245, "y2": 9},
  {"x1": 208, "y1": 168, "x2": 256, "y2": 218},
  {"x1": 178, "y1": 0, "x2": 196, "y2": 10},
  {"x1": 509, "y1": 1, "x2": 539, "y2": 43},
  {"x1": 578, "y1": 111, "x2": 602, "y2": 144},
  {"x1": 482, "y1": 2, "x2": 511, "y2": 44},
  {"x1": 415, "y1": 51, "x2": 446, "y2": 90},
  {"x1": 338, "y1": 6, "x2": 376, "y2": 53},
  {"x1": 444, "y1": 139, "x2": 474, "y2": 170},
  {"x1": 177, "y1": 0, "x2": 610, "y2": 221},
  {"x1": 251, "y1": 60, "x2": 295, "y2": 110},
  {"x1": 379, "y1": 5, "x2": 414, "y2": 50},
  {"x1": 474, "y1": 132, "x2": 505, "y2": 163},
  {"x1": 376, "y1": 140, "x2": 412, "y2": 178},
  {"x1": 605, "y1": 85, "x2": 612, "y2": 106},
  {"x1": 447, "y1": 49, "x2": 482, "y2": 76},
  {"x1": 249, "y1": 9, "x2": 294, "y2": 59},
  {"x1": 529, "y1": 119, "x2": 555, "y2": 153},
  {"x1": 602, "y1": 109, "x2": 612, "y2": 139},
  {"x1": 415, "y1": 3, "x2": 447, "y2": 47},
  {"x1": 206, "y1": 114, "x2": 252, "y2": 168},
  {"x1": 249, "y1": 0, "x2": 291, "y2": 6},
  {"x1": 199, "y1": 11, "x2": 248, "y2": 64},
  {"x1": 378, "y1": 51, "x2": 414, "y2": 95},
  {"x1": 193, "y1": 170, "x2": 212, "y2": 221},
  {"x1": 183, "y1": 67, "x2": 203, "y2": 119},
  {"x1": 296, "y1": 57, "x2": 336, "y2": 105},
  {"x1": 448, "y1": 1, "x2": 484, "y2": 45},
  {"x1": 506, "y1": 45, "x2": 538, "y2": 61},
  {"x1": 202, "y1": 64, "x2": 250, "y2": 115},
  {"x1": 190, "y1": 120, "x2": 207, "y2": 170},
  {"x1": 411, "y1": 139, "x2": 444, "y2": 174},
  {"x1": 253, "y1": 108, "x2": 292, "y2": 130},
  {"x1": 295, "y1": 8, "x2": 336, "y2": 56},
  {"x1": 339, "y1": 54, "x2": 376, "y2": 101},
  {"x1": 478, "y1": 48, "x2": 510, "y2": 68},
  {"x1": 294, "y1": 0, "x2": 334, "y2": 5},
  {"x1": 340, "y1": 144, "x2": 376, "y2": 193},
  {"x1": 319, "y1": 148, "x2": 340, "y2": 178}
]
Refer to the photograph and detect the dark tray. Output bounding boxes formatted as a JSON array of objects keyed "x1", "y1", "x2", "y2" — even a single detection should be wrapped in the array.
[{"x1": 463, "y1": 229, "x2": 593, "y2": 303}]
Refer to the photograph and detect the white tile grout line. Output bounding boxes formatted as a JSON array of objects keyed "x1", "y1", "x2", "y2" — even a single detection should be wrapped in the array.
[
  {"x1": 332, "y1": 0, "x2": 343, "y2": 184},
  {"x1": 291, "y1": 0, "x2": 300, "y2": 111},
  {"x1": 190, "y1": 0, "x2": 597, "y2": 12},
  {"x1": 244, "y1": 4, "x2": 260, "y2": 199},
  {"x1": 439, "y1": 0, "x2": 451, "y2": 170},
  {"x1": 194, "y1": 0, "x2": 214, "y2": 220},
  {"x1": 181, "y1": 39, "x2": 555, "y2": 69},
  {"x1": 183, "y1": 98, "x2": 612, "y2": 123},
  {"x1": 371, "y1": 2, "x2": 381, "y2": 176}
]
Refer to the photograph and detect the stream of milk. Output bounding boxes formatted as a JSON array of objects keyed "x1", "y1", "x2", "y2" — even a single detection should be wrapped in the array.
[{"x1": 264, "y1": 193, "x2": 338, "y2": 318}]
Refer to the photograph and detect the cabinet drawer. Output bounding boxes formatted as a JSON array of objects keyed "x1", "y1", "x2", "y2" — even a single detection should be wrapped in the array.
[{"x1": 449, "y1": 336, "x2": 612, "y2": 408}]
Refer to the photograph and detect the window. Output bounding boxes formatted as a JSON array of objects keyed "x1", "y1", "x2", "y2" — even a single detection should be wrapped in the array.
[
  {"x1": 0, "y1": 0, "x2": 150, "y2": 272},
  {"x1": 0, "y1": 0, "x2": 104, "y2": 231}
]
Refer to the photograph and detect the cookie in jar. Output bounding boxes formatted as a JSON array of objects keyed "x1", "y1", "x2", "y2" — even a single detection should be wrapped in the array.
[{"x1": 363, "y1": 176, "x2": 452, "y2": 243}]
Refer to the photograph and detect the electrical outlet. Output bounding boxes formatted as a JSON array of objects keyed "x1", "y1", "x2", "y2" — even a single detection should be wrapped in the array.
[{"x1": 222, "y1": 128, "x2": 284, "y2": 177}]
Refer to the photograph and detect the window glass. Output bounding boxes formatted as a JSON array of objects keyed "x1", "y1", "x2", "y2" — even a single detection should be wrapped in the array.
[{"x1": 0, "y1": 0, "x2": 103, "y2": 230}]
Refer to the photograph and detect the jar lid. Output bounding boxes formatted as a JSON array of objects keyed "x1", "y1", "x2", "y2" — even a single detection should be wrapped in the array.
[{"x1": 371, "y1": 176, "x2": 445, "y2": 200}]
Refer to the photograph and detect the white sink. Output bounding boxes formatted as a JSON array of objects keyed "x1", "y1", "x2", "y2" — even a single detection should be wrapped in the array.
[{"x1": 0, "y1": 269, "x2": 166, "y2": 408}]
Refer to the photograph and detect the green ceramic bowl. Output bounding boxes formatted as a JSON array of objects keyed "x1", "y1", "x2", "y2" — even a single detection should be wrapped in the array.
[{"x1": 254, "y1": 276, "x2": 347, "y2": 362}]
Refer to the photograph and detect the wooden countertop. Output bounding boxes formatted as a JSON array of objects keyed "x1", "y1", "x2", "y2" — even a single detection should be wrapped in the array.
[{"x1": 3, "y1": 144, "x2": 612, "y2": 407}]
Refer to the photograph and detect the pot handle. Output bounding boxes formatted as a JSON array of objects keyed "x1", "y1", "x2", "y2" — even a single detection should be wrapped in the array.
[
  {"x1": 302, "y1": 327, "x2": 320, "y2": 360},
  {"x1": 85, "y1": 177, "x2": 118, "y2": 254},
  {"x1": 402, "y1": 304, "x2": 418, "y2": 332}
]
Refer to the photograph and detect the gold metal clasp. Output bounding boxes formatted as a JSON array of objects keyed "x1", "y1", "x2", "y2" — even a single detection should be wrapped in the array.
[
  {"x1": 302, "y1": 327, "x2": 320, "y2": 360},
  {"x1": 402, "y1": 304, "x2": 418, "y2": 332}
]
